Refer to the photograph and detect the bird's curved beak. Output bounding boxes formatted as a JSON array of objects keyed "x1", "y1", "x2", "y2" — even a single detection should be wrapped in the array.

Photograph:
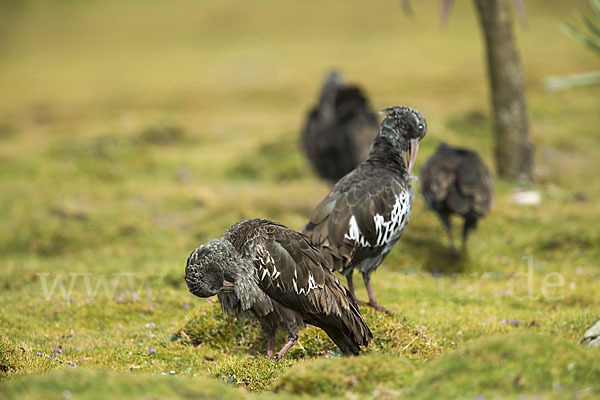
[
  {"x1": 219, "y1": 280, "x2": 235, "y2": 292},
  {"x1": 407, "y1": 138, "x2": 420, "y2": 174}
]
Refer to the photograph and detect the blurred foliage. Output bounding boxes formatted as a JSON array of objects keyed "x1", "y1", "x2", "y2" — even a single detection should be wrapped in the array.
[
  {"x1": 226, "y1": 134, "x2": 310, "y2": 182},
  {"x1": 137, "y1": 122, "x2": 185, "y2": 146},
  {"x1": 547, "y1": 0, "x2": 600, "y2": 90},
  {"x1": 0, "y1": 368, "x2": 250, "y2": 400},
  {"x1": 561, "y1": 0, "x2": 600, "y2": 55}
]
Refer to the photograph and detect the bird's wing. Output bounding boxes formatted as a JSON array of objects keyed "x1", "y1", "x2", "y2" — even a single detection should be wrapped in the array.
[
  {"x1": 249, "y1": 222, "x2": 358, "y2": 318},
  {"x1": 304, "y1": 169, "x2": 410, "y2": 265},
  {"x1": 455, "y1": 155, "x2": 494, "y2": 216},
  {"x1": 247, "y1": 222, "x2": 373, "y2": 352},
  {"x1": 334, "y1": 171, "x2": 410, "y2": 248},
  {"x1": 420, "y1": 151, "x2": 460, "y2": 206}
]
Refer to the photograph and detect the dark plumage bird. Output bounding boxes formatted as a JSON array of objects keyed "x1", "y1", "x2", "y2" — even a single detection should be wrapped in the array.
[
  {"x1": 185, "y1": 219, "x2": 372, "y2": 359},
  {"x1": 301, "y1": 106, "x2": 427, "y2": 313},
  {"x1": 420, "y1": 143, "x2": 493, "y2": 253},
  {"x1": 301, "y1": 70, "x2": 379, "y2": 183}
]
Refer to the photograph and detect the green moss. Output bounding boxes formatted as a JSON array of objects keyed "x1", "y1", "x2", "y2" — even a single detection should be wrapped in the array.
[
  {"x1": 226, "y1": 135, "x2": 310, "y2": 182},
  {"x1": 273, "y1": 354, "x2": 416, "y2": 397},
  {"x1": 0, "y1": 368, "x2": 248, "y2": 400},
  {"x1": 137, "y1": 122, "x2": 185, "y2": 146},
  {"x1": 209, "y1": 356, "x2": 296, "y2": 392},
  {"x1": 360, "y1": 307, "x2": 444, "y2": 360},
  {"x1": 408, "y1": 333, "x2": 600, "y2": 399},
  {"x1": 0, "y1": 333, "x2": 54, "y2": 380},
  {"x1": 176, "y1": 303, "x2": 263, "y2": 352},
  {"x1": 0, "y1": 333, "x2": 22, "y2": 378}
]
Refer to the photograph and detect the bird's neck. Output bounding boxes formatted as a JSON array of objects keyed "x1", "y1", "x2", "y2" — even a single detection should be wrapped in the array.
[
  {"x1": 365, "y1": 134, "x2": 408, "y2": 176},
  {"x1": 218, "y1": 237, "x2": 268, "y2": 312},
  {"x1": 213, "y1": 240, "x2": 245, "y2": 282}
]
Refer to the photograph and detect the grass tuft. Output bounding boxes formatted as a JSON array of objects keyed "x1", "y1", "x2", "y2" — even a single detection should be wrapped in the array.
[
  {"x1": 0, "y1": 368, "x2": 248, "y2": 400},
  {"x1": 408, "y1": 332, "x2": 600, "y2": 399},
  {"x1": 0, "y1": 333, "x2": 22, "y2": 378},
  {"x1": 273, "y1": 354, "x2": 416, "y2": 397},
  {"x1": 176, "y1": 303, "x2": 263, "y2": 352},
  {"x1": 137, "y1": 122, "x2": 185, "y2": 146}
]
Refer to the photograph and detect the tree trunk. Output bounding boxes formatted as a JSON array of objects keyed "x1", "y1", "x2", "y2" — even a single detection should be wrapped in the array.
[{"x1": 473, "y1": 0, "x2": 533, "y2": 182}]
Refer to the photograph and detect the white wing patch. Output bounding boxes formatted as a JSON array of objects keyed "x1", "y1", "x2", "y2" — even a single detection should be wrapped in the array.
[
  {"x1": 255, "y1": 243, "x2": 322, "y2": 296},
  {"x1": 292, "y1": 271, "x2": 321, "y2": 296},
  {"x1": 346, "y1": 215, "x2": 372, "y2": 247},
  {"x1": 255, "y1": 244, "x2": 279, "y2": 281},
  {"x1": 344, "y1": 191, "x2": 412, "y2": 247}
]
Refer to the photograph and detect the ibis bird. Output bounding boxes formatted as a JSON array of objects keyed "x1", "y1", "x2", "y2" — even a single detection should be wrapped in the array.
[
  {"x1": 301, "y1": 70, "x2": 379, "y2": 183},
  {"x1": 185, "y1": 219, "x2": 373, "y2": 359},
  {"x1": 301, "y1": 106, "x2": 427, "y2": 313},
  {"x1": 420, "y1": 143, "x2": 493, "y2": 253}
]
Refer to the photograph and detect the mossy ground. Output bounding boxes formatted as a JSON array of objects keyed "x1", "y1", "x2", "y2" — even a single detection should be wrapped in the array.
[{"x1": 1, "y1": 0, "x2": 599, "y2": 398}]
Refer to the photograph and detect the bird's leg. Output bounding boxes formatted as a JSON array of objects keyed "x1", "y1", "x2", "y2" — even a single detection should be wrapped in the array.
[
  {"x1": 266, "y1": 335, "x2": 274, "y2": 358},
  {"x1": 439, "y1": 213, "x2": 454, "y2": 250},
  {"x1": 346, "y1": 271, "x2": 366, "y2": 306},
  {"x1": 461, "y1": 218, "x2": 477, "y2": 254},
  {"x1": 362, "y1": 272, "x2": 391, "y2": 314},
  {"x1": 272, "y1": 335, "x2": 297, "y2": 361}
]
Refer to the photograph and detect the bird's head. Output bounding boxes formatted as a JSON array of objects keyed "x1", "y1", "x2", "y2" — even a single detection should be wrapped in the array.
[
  {"x1": 318, "y1": 70, "x2": 347, "y2": 110},
  {"x1": 184, "y1": 240, "x2": 228, "y2": 298},
  {"x1": 378, "y1": 106, "x2": 427, "y2": 174},
  {"x1": 321, "y1": 69, "x2": 346, "y2": 92}
]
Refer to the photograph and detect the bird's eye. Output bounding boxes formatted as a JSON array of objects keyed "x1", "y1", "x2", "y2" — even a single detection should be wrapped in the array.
[{"x1": 418, "y1": 124, "x2": 424, "y2": 131}]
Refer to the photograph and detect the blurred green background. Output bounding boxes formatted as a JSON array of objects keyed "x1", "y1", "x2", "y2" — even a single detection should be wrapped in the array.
[{"x1": 1, "y1": 0, "x2": 599, "y2": 398}]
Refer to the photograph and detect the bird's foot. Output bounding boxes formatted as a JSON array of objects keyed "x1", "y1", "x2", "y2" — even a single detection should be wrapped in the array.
[{"x1": 367, "y1": 302, "x2": 392, "y2": 314}]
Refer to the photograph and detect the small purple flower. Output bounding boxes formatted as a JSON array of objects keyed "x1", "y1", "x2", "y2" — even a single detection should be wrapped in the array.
[
  {"x1": 36, "y1": 352, "x2": 42, "y2": 356},
  {"x1": 510, "y1": 320, "x2": 520, "y2": 327},
  {"x1": 501, "y1": 320, "x2": 508, "y2": 325},
  {"x1": 183, "y1": 303, "x2": 189, "y2": 309},
  {"x1": 76, "y1": 347, "x2": 81, "y2": 351},
  {"x1": 56, "y1": 349, "x2": 62, "y2": 354},
  {"x1": 52, "y1": 353, "x2": 56, "y2": 357},
  {"x1": 555, "y1": 384, "x2": 562, "y2": 391},
  {"x1": 148, "y1": 348, "x2": 156, "y2": 354},
  {"x1": 132, "y1": 292, "x2": 139, "y2": 301},
  {"x1": 68, "y1": 297, "x2": 74, "y2": 302},
  {"x1": 147, "y1": 304, "x2": 153, "y2": 309},
  {"x1": 423, "y1": 334, "x2": 428, "y2": 339},
  {"x1": 417, "y1": 326, "x2": 423, "y2": 331},
  {"x1": 117, "y1": 293, "x2": 124, "y2": 302},
  {"x1": 476, "y1": 395, "x2": 485, "y2": 400},
  {"x1": 450, "y1": 342, "x2": 455, "y2": 345},
  {"x1": 69, "y1": 362, "x2": 77, "y2": 367},
  {"x1": 145, "y1": 322, "x2": 155, "y2": 328},
  {"x1": 146, "y1": 290, "x2": 152, "y2": 296}
]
